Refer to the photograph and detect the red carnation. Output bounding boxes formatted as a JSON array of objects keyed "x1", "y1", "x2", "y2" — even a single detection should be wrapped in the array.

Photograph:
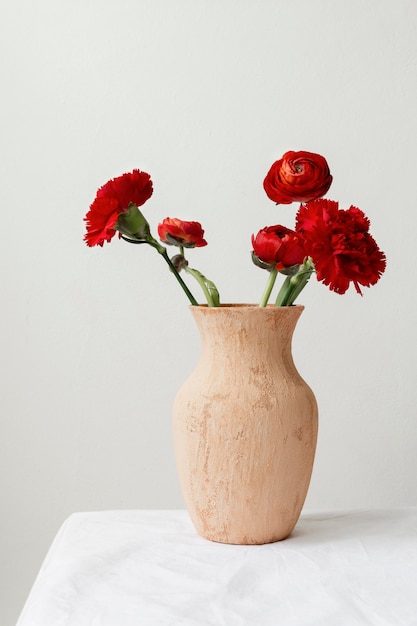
[
  {"x1": 264, "y1": 151, "x2": 332, "y2": 204},
  {"x1": 96, "y1": 169, "x2": 153, "y2": 209},
  {"x1": 296, "y1": 199, "x2": 386, "y2": 294},
  {"x1": 84, "y1": 169, "x2": 153, "y2": 247},
  {"x1": 83, "y1": 197, "x2": 121, "y2": 247},
  {"x1": 252, "y1": 225, "x2": 306, "y2": 270},
  {"x1": 158, "y1": 218, "x2": 207, "y2": 248}
]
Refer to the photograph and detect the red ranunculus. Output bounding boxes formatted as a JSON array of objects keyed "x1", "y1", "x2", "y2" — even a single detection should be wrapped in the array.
[
  {"x1": 263, "y1": 150, "x2": 332, "y2": 204},
  {"x1": 84, "y1": 169, "x2": 153, "y2": 247},
  {"x1": 252, "y1": 225, "x2": 306, "y2": 270},
  {"x1": 158, "y1": 218, "x2": 207, "y2": 248},
  {"x1": 296, "y1": 198, "x2": 386, "y2": 294}
]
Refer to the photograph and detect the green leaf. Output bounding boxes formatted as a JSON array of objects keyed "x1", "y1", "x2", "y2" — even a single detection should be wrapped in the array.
[{"x1": 185, "y1": 266, "x2": 220, "y2": 307}]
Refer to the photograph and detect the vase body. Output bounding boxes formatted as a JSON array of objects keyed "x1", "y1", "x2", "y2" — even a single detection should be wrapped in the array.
[{"x1": 173, "y1": 304, "x2": 318, "y2": 545}]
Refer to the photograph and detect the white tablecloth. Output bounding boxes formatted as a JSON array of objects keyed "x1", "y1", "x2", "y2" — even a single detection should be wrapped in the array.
[{"x1": 17, "y1": 508, "x2": 417, "y2": 626}]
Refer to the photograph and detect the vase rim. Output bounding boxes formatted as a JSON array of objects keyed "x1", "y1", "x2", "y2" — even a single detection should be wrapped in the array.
[{"x1": 189, "y1": 304, "x2": 304, "y2": 310}]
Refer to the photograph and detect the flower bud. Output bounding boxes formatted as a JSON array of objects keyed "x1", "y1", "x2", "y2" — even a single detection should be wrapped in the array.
[
  {"x1": 170, "y1": 254, "x2": 189, "y2": 272},
  {"x1": 251, "y1": 225, "x2": 306, "y2": 271},
  {"x1": 158, "y1": 218, "x2": 207, "y2": 248}
]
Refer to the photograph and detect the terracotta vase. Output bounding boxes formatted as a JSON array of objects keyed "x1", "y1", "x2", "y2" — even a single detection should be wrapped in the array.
[{"x1": 173, "y1": 304, "x2": 318, "y2": 545}]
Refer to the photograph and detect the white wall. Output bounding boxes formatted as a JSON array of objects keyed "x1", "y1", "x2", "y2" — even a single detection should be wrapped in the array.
[{"x1": 2, "y1": 0, "x2": 416, "y2": 623}]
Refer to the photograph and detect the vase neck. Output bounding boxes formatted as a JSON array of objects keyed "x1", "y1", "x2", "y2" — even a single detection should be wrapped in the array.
[{"x1": 190, "y1": 305, "x2": 303, "y2": 370}]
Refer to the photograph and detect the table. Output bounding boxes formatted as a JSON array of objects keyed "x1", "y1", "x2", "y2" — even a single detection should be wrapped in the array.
[{"x1": 17, "y1": 508, "x2": 417, "y2": 625}]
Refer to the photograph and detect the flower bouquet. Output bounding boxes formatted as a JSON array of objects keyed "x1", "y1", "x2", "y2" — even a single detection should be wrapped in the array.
[
  {"x1": 84, "y1": 150, "x2": 386, "y2": 306},
  {"x1": 83, "y1": 150, "x2": 386, "y2": 545}
]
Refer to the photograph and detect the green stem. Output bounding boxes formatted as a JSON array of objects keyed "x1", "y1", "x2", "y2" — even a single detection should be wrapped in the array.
[
  {"x1": 287, "y1": 268, "x2": 313, "y2": 304},
  {"x1": 275, "y1": 259, "x2": 315, "y2": 306},
  {"x1": 275, "y1": 275, "x2": 292, "y2": 306},
  {"x1": 121, "y1": 234, "x2": 199, "y2": 305},
  {"x1": 259, "y1": 269, "x2": 278, "y2": 307},
  {"x1": 161, "y1": 251, "x2": 199, "y2": 306}
]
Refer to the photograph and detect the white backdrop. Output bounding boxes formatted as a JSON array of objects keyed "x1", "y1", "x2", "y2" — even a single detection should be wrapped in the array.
[{"x1": 2, "y1": 1, "x2": 416, "y2": 624}]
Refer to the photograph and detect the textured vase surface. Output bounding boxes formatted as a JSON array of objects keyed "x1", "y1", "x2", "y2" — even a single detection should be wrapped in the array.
[{"x1": 173, "y1": 304, "x2": 318, "y2": 545}]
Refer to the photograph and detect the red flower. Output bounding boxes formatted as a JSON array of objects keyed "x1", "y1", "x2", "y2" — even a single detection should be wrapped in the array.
[
  {"x1": 158, "y1": 218, "x2": 207, "y2": 248},
  {"x1": 83, "y1": 197, "x2": 121, "y2": 247},
  {"x1": 296, "y1": 199, "x2": 386, "y2": 294},
  {"x1": 263, "y1": 150, "x2": 332, "y2": 204},
  {"x1": 84, "y1": 169, "x2": 153, "y2": 247},
  {"x1": 96, "y1": 170, "x2": 153, "y2": 208},
  {"x1": 252, "y1": 225, "x2": 306, "y2": 270}
]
